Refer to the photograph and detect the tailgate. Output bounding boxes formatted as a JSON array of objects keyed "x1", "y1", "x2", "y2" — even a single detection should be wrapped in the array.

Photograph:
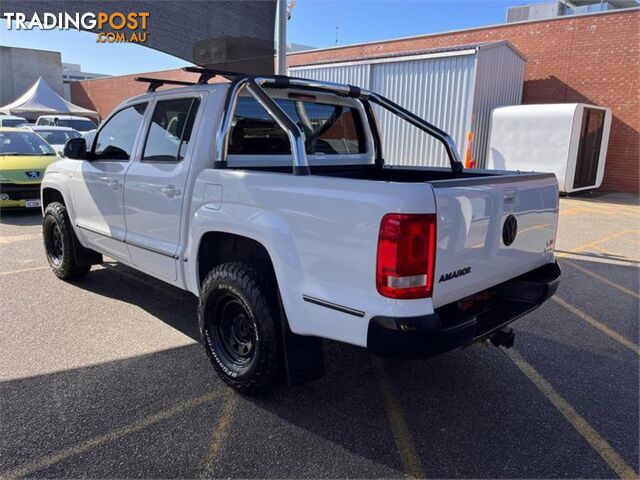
[{"x1": 431, "y1": 173, "x2": 558, "y2": 307}]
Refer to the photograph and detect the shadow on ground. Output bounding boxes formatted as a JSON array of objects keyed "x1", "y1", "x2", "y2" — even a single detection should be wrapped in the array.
[
  {"x1": 0, "y1": 209, "x2": 41, "y2": 226},
  {"x1": 1, "y1": 251, "x2": 637, "y2": 478}
]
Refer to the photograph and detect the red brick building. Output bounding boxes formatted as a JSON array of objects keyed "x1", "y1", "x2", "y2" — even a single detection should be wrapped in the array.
[{"x1": 71, "y1": 8, "x2": 639, "y2": 193}]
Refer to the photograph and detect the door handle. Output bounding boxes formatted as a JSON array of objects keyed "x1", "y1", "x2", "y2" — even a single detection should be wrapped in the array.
[{"x1": 161, "y1": 185, "x2": 181, "y2": 198}]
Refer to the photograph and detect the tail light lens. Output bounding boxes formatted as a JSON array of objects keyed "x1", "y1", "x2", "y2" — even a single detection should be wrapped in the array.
[{"x1": 376, "y1": 213, "x2": 437, "y2": 299}]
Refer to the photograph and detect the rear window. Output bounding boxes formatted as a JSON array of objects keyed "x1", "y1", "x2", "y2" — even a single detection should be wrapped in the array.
[
  {"x1": 55, "y1": 119, "x2": 96, "y2": 132},
  {"x1": 228, "y1": 96, "x2": 365, "y2": 156}
]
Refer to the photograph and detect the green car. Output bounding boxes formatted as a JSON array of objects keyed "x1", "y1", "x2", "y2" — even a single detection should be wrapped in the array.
[{"x1": 0, "y1": 127, "x2": 59, "y2": 209}]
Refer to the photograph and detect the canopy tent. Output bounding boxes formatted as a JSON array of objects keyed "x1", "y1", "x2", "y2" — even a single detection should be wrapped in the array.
[
  {"x1": 0, "y1": 1, "x2": 277, "y2": 75},
  {"x1": 0, "y1": 77, "x2": 98, "y2": 120}
]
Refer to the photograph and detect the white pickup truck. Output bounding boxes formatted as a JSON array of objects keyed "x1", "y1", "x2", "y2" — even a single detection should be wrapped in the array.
[{"x1": 41, "y1": 69, "x2": 560, "y2": 393}]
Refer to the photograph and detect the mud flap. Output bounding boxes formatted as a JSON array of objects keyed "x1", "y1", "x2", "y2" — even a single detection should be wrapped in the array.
[{"x1": 278, "y1": 295, "x2": 325, "y2": 385}]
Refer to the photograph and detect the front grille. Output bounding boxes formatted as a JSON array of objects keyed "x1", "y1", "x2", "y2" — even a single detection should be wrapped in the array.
[{"x1": 0, "y1": 183, "x2": 41, "y2": 200}]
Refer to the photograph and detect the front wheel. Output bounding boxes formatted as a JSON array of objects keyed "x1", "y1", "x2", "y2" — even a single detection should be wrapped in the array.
[
  {"x1": 198, "y1": 262, "x2": 283, "y2": 394},
  {"x1": 43, "y1": 202, "x2": 91, "y2": 279}
]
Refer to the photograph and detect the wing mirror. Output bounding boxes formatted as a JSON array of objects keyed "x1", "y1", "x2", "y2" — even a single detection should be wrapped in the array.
[{"x1": 63, "y1": 137, "x2": 87, "y2": 160}]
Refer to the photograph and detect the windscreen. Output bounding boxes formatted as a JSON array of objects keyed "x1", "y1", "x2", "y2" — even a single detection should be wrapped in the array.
[
  {"x1": 0, "y1": 131, "x2": 56, "y2": 156},
  {"x1": 36, "y1": 130, "x2": 81, "y2": 145},
  {"x1": 228, "y1": 97, "x2": 366, "y2": 156},
  {"x1": 56, "y1": 119, "x2": 96, "y2": 132}
]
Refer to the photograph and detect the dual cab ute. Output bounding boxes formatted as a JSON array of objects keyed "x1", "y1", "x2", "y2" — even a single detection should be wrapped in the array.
[{"x1": 41, "y1": 69, "x2": 560, "y2": 393}]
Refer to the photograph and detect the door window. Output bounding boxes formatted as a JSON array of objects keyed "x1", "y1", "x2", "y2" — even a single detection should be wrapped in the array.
[
  {"x1": 142, "y1": 97, "x2": 200, "y2": 162},
  {"x1": 93, "y1": 103, "x2": 147, "y2": 161}
]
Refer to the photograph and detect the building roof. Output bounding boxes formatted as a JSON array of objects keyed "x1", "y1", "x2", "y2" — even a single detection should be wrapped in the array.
[{"x1": 289, "y1": 40, "x2": 526, "y2": 68}]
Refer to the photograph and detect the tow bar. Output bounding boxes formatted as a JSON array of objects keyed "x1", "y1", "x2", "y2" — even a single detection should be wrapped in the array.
[{"x1": 490, "y1": 328, "x2": 515, "y2": 348}]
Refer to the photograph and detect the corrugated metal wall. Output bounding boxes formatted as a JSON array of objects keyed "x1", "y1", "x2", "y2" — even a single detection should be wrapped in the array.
[
  {"x1": 290, "y1": 63, "x2": 371, "y2": 89},
  {"x1": 289, "y1": 43, "x2": 525, "y2": 169},
  {"x1": 472, "y1": 47, "x2": 525, "y2": 167},
  {"x1": 370, "y1": 55, "x2": 475, "y2": 167}
]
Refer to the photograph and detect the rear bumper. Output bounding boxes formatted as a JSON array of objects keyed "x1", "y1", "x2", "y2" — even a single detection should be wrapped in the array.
[{"x1": 367, "y1": 262, "x2": 561, "y2": 359}]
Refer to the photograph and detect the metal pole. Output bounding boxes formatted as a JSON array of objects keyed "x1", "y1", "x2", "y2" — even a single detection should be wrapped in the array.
[{"x1": 276, "y1": 0, "x2": 287, "y2": 75}]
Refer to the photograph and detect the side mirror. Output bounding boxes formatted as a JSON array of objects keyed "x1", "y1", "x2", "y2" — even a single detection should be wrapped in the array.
[{"x1": 64, "y1": 137, "x2": 87, "y2": 160}]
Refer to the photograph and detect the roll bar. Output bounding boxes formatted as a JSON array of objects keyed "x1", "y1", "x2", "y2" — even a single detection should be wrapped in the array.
[{"x1": 205, "y1": 68, "x2": 464, "y2": 175}]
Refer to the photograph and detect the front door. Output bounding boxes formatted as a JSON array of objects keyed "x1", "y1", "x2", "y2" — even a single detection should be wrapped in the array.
[
  {"x1": 123, "y1": 95, "x2": 201, "y2": 281},
  {"x1": 73, "y1": 103, "x2": 148, "y2": 260}
]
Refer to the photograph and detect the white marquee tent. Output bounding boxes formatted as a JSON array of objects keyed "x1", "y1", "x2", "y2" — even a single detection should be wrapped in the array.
[{"x1": 0, "y1": 77, "x2": 98, "y2": 120}]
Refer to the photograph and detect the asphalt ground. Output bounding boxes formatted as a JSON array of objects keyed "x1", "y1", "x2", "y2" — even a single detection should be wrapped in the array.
[{"x1": 0, "y1": 193, "x2": 638, "y2": 479}]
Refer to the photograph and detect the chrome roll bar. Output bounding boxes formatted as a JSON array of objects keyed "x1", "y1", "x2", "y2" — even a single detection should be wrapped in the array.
[
  {"x1": 215, "y1": 77, "x2": 310, "y2": 175},
  {"x1": 214, "y1": 70, "x2": 464, "y2": 175}
]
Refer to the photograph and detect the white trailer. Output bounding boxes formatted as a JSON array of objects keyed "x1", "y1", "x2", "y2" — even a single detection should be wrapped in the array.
[{"x1": 486, "y1": 103, "x2": 612, "y2": 193}]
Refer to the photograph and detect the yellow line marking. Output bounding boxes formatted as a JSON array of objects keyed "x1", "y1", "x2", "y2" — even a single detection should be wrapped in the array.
[
  {"x1": 620, "y1": 236, "x2": 640, "y2": 247},
  {"x1": 1, "y1": 390, "x2": 223, "y2": 479},
  {"x1": 568, "y1": 230, "x2": 639, "y2": 254},
  {"x1": 0, "y1": 265, "x2": 49, "y2": 276},
  {"x1": 373, "y1": 358, "x2": 425, "y2": 479},
  {"x1": 552, "y1": 296, "x2": 640, "y2": 355},
  {"x1": 0, "y1": 233, "x2": 41, "y2": 244},
  {"x1": 561, "y1": 259, "x2": 640, "y2": 300},
  {"x1": 200, "y1": 393, "x2": 239, "y2": 477},
  {"x1": 506, "y1": 348, "x2": 638, "y2": 480}
]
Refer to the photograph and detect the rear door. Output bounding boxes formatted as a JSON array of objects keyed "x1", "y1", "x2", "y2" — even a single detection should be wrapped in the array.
[
  {"x1": 431, "y1": 173, "x2": 558, "y2": 307},
  {"x1": 123, "y1": 95, "x2": 201, "y2": 282}
]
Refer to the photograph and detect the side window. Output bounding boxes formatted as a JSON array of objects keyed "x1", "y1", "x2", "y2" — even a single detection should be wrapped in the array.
[
  {"x1": 228, "y1": 96, "x2": 365, "y2": 156},
  {"x1": 93, "y1": 103, "x2": 147, "y2": 161},
  {"x1": 142, "y1": 97, "x2": 200, "y2": 162}
]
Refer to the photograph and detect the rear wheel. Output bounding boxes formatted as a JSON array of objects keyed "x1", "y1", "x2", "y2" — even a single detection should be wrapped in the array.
[
  {"x1": 198, "y1": 262, "x2": 282, "y2": 394},
  {"x1": 43, "y1": 202, "x2": 91, "y2": 279}
]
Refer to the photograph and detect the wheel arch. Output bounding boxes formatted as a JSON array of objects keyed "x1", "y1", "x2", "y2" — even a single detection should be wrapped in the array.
[
  {"x1": 42, "y1": 187, "x2": 66, "y2": 210},
  {"x1": 196, "y1": 231, "x2": 277, "y2": 289}
]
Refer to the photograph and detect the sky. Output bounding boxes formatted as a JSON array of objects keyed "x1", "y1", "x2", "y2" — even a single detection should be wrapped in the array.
[{"x1": 0, "y1": 0, "x2": 548, "y2": 77}]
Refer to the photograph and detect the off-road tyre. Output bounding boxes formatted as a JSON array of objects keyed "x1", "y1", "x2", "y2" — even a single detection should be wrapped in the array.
[
  {"x1": 198, "y1": 262, "x2": 282, "y2": 394},
  {"x1": 43, "y1": 202, "x2": 91, "y2": 279}
]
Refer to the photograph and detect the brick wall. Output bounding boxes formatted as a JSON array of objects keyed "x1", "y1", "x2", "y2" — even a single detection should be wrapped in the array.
[
  {"x1": 69, "y1": 69, "x2": 209, "y2": 122},
  {"x1": 72, "y1": 9, "x2": 639, "y2": 192}
]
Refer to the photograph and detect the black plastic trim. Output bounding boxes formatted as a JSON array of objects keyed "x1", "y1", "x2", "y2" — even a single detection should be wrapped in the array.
[
  {"x1": 368, "y1": 262, "x2": 561, "y2": 358},
  {"x1": 302, "y1": 295, "x2": 365, "y2": 318},
  {"x1": 431, "y1": 172, "x2": 556, "y2": 188},
  {"x1": 77, "y1": 224, "x2": 179, "y2": 260}
]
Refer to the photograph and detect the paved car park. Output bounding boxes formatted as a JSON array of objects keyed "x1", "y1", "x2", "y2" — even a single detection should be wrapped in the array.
[{"x1": 0, "y1": 193, "x2": 638, "y2": 479}]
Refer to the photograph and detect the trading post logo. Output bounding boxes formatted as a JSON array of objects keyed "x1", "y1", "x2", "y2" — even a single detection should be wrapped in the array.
[{"x1": 1, "y1": 11, "x2": 150, "y2": 43}]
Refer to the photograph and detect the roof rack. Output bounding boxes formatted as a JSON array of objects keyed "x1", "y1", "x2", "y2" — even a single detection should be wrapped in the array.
[
  {"x1": 182, "y1": 66, "x2": 243, "y2": 83},
  {"x1": 134, "y1": 77, "x2": 197, "y2": 92}
]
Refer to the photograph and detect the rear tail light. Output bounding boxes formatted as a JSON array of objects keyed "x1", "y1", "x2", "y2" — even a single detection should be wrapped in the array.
[{"x1": 376, "y1": 213, "x2": 437, "y2": 299}]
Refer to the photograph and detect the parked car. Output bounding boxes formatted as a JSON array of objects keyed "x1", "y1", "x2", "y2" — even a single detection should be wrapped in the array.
[
  {"x1": 0, "y1": 115, "x2": 28, "y2": 128},
  {"x1": 27, "y1": 126, "x2": 82, "y2": 155},
  {"x1": 41, "y1": 71, "x2": 561, "y2": 393},
  {"x1": 35, "y1": 115, "x2": 96, "y2": 132},
  {"x1": 0, "y1": 127, "x2": 57, "y2": 208}
]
